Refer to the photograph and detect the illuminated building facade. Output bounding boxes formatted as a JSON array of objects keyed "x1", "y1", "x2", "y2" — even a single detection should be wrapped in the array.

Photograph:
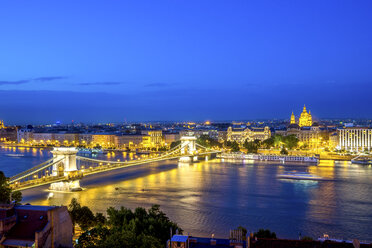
[
  {"x1": 277, "y1": 123, "x2": 328, "y2": 149},
  {"x1": 227, "y1": 126, "x2": 271, "y2": 143},
  {"x1": 115, "y1": 134, "x2": 143, "y2": 148},
  {"x1": 179, "y1": 129, "x2": 218, "y2": 140},
  {"x1": 91, "y1": 134, "x2": 116, "y2": 148},
  {"x1": 298, "y1": 105, "x2": 313, "y2": 127},
  {"x1": 141, "y1": 130, "x2": 164, "y2": 148},
  {"x1": 337, "y1": 127, "x2": 372, "y2": 152},
  {"x1": 0, "y1": 121, "x2": 18, "y2": 142},
  {"x1": 290, "y1": 105, "x2": 313, "y2": 127},
  {"x1": 163, "y1": 133, "x2": 180, "y2": 146}
]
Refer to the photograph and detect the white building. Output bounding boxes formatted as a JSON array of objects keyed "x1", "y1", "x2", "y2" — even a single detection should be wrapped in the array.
[{"x1": 337, "y1": 127, "x2": 372, "y2": 152}]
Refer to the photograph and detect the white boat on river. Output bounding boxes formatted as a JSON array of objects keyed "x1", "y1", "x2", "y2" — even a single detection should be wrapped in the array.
[{"x1": 277, "y1": 172, "x2": 328, "y2": 181}]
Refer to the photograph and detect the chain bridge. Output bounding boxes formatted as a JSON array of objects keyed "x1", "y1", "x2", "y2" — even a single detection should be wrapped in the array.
[{"x1": 9, "y1": 136, "x2": 220, "y2": 192}]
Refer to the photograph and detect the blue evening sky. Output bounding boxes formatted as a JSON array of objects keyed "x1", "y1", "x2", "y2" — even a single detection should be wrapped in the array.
[{"x1": 1, "y1": 0, "x2": 371, "y2": 124}]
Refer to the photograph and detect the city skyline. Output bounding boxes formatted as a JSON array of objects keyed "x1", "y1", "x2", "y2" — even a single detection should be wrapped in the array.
[{"x1": 1, "y1": 0, "x2": 372, "y2": 123}]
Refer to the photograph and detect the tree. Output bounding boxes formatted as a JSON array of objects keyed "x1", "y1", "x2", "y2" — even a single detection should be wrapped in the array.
[
  {"x1": 73, "y1": 199, "x2": 182, "y2": 248},
  {"x1": 197, "y1": 135, "x2": 222, "y2": 148},
  {"x1": 301, "y1": 236, "x2": 314, "y2": 241},
  {"x1": 243, "y1": 140, "x2": 259, "y2": 153},
  {"x1": 280, "y1": 148, "x2": 288, "y2": 155},
  {"x1": 237, "y1": 225, "x2": 247, "y2": 237},
  {"x1": 11, "y1": 191, "x2": 22, "y2": 204},
  {"x1": 273, "y1": 135, "x2": 283, "y2": 148},
  {"x1": 262, "y1": 137, "x2": 274, "y2": 149},
  {"x1": 282, "y1": 135, "x2": 299, "y2": 149},
  {"x1": 170, "y1": 140, "x2": 181, "y2": 149},
  {"x1": 0, "y1": 171, "x2": 22, "y2": 204},
  {"x1": 254, "y1": 229, "x2": 277, "y2": 239},
  {"x1": 231, "y1": 141, "x2": 240, "y2": 152},
  {"x1": 68, "y1": 198, "x2": 98, "y2": 231}
]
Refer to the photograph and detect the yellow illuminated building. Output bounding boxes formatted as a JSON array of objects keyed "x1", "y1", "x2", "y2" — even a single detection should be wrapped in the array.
[
  {"x1": 290, "y1": 112, "x2": 296, "y2": 124},
  {"x1": 290, "y1": 105, "x2": 313, "y2": 127},
  {"x1": 298, "y1": 105, "x2": 312, "y2": 127},
  {"x1": 0, "y1": 120, "x2": 4, "y2": 129}
]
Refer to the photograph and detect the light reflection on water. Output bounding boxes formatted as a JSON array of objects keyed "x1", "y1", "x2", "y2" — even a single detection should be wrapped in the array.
[{"x1": 1, "y1": 147, "x2": 372, "y2": 241}]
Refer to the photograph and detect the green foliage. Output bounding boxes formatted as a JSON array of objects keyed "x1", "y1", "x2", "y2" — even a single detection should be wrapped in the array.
[
  {"x1": 196, "y1": 135, "x2": 222, "y2": 148},
  {"x1": 0, "y1": 171, "x2": 22, "y2": 204},
  {"x1": 225, "y1": 140, "x2": 240, "y2": 152},
  {"x1": 69, "y1": 198, "x2": 104, "y2": 231},
  {"x1": 282, "y1": 135, "x2": 299, "y2": 149},
  {"x1": 11, "y1": 191, "x2": 22, "y2": 204},
  {"x1": 254, "y1": 229, "x2": 277, "y2": 239},
  {"x1": 301, "y1": 236, "x2": 314, "y2": 241},
  {"x1": 72, "y1": 199, "x2": 182, "y2": 248},
  {"x1": 280, "y1": 148, "x2": 289, "y2": 155},
  {"x1": 243, "y1": 140, "x2": 260, "y2": 153},
  {"x1": 237, "y1": 225, "x2": 247, "y2": 237},
  {"x1": 170, "y1": 140, "x2": 181, "y2": 149},
  {"x1": 262, "y1": 134, "x2": 299, "y2": 150},
  {"x1": 273, "y1": 135, "x2": 283, "y2": 148},
  {"x1": 262, "y1": 137, "x2": 274, "y2": 149}
]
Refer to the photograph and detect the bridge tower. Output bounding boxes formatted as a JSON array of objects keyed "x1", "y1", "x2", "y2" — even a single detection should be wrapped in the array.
[
  {"x1": 50, "y1": 147, "x2": 82, "y2": 192},
  {"x1": 179, "y1": 136, "x2": 198, "y2": 163},
  {"x1": 180, "y1": 136, "x2": 197, "y2": 155},
  {"x1": 51, "y1": 147, "x2": 78, "y2": 176}
]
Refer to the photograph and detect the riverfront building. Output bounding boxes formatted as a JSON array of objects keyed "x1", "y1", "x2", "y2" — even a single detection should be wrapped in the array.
[
  {"x1": 0, "y1": 121, "x2": 18, "y2": 142},
  {"x1": 337, "y1": 127, "x2": 372, "y2": 152},
  {"x1": 226, "y1": 126, "x2": 271, "y2": 143}
]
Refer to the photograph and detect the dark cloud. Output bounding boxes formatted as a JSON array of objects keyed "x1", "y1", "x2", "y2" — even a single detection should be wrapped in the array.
[
  {"x1": 33, "y1": 76, "x2": 68, "y2": 81},
  {"x1": 0, "y1": 76, "x2": 67, "y2": 86},
  {"x1": 144, "y1": 83, "x2": 169, "y2": 87},
  {"x1": 0, "y1": 80, "x2": 32, "y2": 85},
  {"x1": 79, "y1": 82, "x2": 125, "y2": 86}
]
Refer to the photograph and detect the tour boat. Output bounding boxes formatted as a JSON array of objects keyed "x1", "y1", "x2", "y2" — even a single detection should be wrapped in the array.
[
  {"x1": 5, "y1": 154, "x2": 25, "y2": 157},
  {"x1": 351, "y1": 158, "x2": 372, "y2": 165},
  {"x1": 277, "y1": 172, "x2": 327, "y2": 181}
]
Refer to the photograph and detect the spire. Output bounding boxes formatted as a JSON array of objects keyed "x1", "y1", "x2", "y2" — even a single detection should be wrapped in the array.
[
  {"x1": 303, "y1": 104, "x2": 307, "y2": 112},
  {"x1": 290, "y1": 111, "x2": 296, "y2": 124}
]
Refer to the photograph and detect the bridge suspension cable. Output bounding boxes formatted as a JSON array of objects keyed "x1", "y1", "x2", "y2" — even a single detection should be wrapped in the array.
[
  {"x1": 9, "y1": 158, "x2": 63, "y2": 183},
  {"x1": 76, "y1": 143, "x2": 184, "y2": 164}
]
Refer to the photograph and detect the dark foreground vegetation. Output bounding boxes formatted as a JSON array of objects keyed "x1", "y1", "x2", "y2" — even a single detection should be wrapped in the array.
[{"x1": 68, "y1": 198, "x2": 182, "y2": 248}]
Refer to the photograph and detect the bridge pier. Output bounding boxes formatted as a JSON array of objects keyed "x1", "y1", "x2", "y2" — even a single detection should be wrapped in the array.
[
  {"x1": 50, "y1": 147, "x2": 82, "y2": 192},
  {"x1": 49, "y1": 180, "x2": 82, "y2": 192}
]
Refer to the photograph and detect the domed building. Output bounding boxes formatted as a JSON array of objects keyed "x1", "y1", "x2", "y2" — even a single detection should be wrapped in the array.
[
  {"x1": 275, "y1": 106, "x2": 327, "y2": 149},
  {"x1": 298, "y1": 105, "x2": 313, "y2": 127}
]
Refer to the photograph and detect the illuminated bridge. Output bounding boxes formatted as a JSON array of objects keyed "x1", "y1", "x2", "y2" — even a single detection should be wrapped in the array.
[{"x1": 9, "y1": 136, "x2": 221, "y2": 191}]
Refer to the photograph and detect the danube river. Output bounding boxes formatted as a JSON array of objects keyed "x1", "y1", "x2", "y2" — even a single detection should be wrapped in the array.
[{"x1": 1, "y1": 146, "x2": 372, "y2": 241}]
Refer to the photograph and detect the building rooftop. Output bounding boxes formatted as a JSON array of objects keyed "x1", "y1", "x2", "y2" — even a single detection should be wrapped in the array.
[
  {"x1": 15, "y1": 205, "x2": 56, "y2": 211},
  {"x1": 171, "y1": 235, "x2": 189, "y2": 242}
]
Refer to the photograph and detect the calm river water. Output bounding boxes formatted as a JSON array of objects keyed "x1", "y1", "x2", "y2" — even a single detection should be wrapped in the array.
[{"x1": 1, "y1": 146, "x2": 372, "y2": 241}]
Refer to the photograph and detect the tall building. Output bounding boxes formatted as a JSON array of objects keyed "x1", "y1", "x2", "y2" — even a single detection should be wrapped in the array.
[
  {"x1": 337, "y1": 127, "x2": 372, "y2": 152},
  {"x1": 0, "y1": 120, "x2": 4, "y2": 129},
  {"x1": 298, "y1": 105, "x2": 313, "y2": 127}
]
